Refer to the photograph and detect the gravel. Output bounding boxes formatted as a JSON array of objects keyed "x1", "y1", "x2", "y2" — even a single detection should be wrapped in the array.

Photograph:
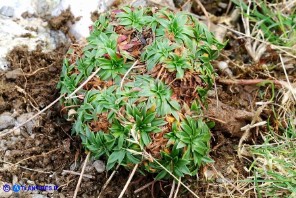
[{"x1": 0, "y1": 112, "x2": 15, "y2": 130}]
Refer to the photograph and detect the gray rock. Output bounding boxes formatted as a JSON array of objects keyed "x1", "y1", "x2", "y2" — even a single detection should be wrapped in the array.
[
  {"x1": 93, "y1": 160, "x2": 105, "y2": 173},
  {"x1": 131, "y1": 0, "x2": 147, "y2": 7},
  {"x1": 17, "y1": 113, "x2": 39, "y2": 134},
  {"x1": 0, "y1": 6, "x2": 14, "y2": 17},
  {"x1": 0, "y1": 113, "x2": 15, "y2": 130},
  {"x1": 216, "y1": 178, "x2": 230, "y2": 184},
  {"x1": 36, "y1": 0, "x2": 49, "y2": 16},
  {"x1": 5, "y1": 68, "x2": 23, "y2": 79},
  {"x1": 30, "y1": 194, "x2": 47, "y2": 198},
  {"x1": 0, "y1": 58, "x2": 10, "y2": 71}
]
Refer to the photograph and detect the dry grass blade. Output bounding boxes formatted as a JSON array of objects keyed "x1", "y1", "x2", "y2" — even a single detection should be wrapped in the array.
[
  {"x1": 238, "y1": 104, "x2": 266, "y2": 159},
  {"x1": 168, "y1": 179, "x2": 176, "y2": 198},
  {"x1": 218, "y1": 24, "x2": 296, "y2": 59},
  {"x1": 279, "y1": 54, "x2": 296, "y2": 101},
  {"x1": 62, "y1": 170, "x2": 94, "y2": 179},
  {"x1": 73, "y1": 152, "x2": 90, "y2": 198},
  {"x1": 194, "y1": 0, "x2": 210, "y2": 27},
  {"x1": 120, "y1": 60, "x2": 138, "y2": 89},
  {"x1": 174, "y1": 177, "x2": 181, "y2": 198},
  {"x1": 66, "y1": 68, "x2": 101, "y2": 99},
  {"x1": 97, "y1": 165, "x2": 120, "y2": 198},
  {"x1": 143, "y1": 151, "x2": 200, "y2": 198},
  {"x1": 118, "y1": 164, "x2": 139, "y2": 198}
]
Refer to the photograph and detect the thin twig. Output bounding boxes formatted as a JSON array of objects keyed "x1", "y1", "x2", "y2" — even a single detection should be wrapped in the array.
[
  {"x1": 217, "y1": 78, "x2": 283, "y2": 86},
  {"x1": 97, "y1": 164, "x2": 120, "y2": 198},
  {"x1": 62, "y1": 170, "x2": 94, "y2": 179},
  {"x1": 279, "y1": 54, "x2": 296, "y2": 101},
  {"x1": 0, "y1": 159, "x2": 52, "y2": 174},
  {"x1": 23, "y1": 66, "x2": 51, "y2": 76},
  {"x1": 174, "y1": 178, "x2": 181, "y2": 198},
  {"x1": 118, "y1": 164, "x2": 139, "y2": 198},
  {"x1": 156, "y1": 66, "x2": 165, "y2": 80},
  {"x1": 66, "y1": 68, "x2": 101, "y2": 99},
  {"x1": 143, "y1": 151, "x2": 200, "y2": 198},
  {"x1": 169, "y1": 180, "x2": 176, "y2": 198},
  {"x1": 120, "y1": 60, "x2": 138, "y2": 90},
  {"x1": 0, "y1": 94, "x2": 64, "y2": 138},
  {"x1": 210, "y1": 164, "x2": 244, "y2": 195},
  {"x1": 218, "y1": 24, "x2": 296, "y2": 59},
  {"x1": 213, "y1": 77, "x2": 219, "y2": 109},
  {"x1": 16, "y1": 148, "x2": 60, "y2": 164},
  {"x1": 134, "y1": 181, "x2": 155, "y2": 194},
  {"x1": 73, "y1": 152, "x2": 90, "y2": 198},
  {"x1": 194, "y1": 0, "x2": 210, "y2": 28}
]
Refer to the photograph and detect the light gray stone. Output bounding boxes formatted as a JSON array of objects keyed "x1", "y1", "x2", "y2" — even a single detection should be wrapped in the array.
[
  {"x1": 0, "y1": 113, "x2": 15, "y2": 130},
  {"x1": 93, "y1": 160, "x2": 105, "y2": 173},
  {"x1": 36, "y1": 0, "x2": 49, "y2": 16},
  {"x1": 17, "y1": 113, "x2": 39, "y2": 134},
  {"x1": 0, "y1": 6, "x2": 14, "y2": 17},
  {"x1": 5, "y1": 68, "x2": 23, "y2": 79},
  {"x1": 30, "y1": 194, "x2": 47, "y2": 198}
]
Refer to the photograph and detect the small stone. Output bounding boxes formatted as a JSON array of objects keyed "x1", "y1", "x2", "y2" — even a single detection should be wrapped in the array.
[
  {"x1": 17, "y1": 113, "x2": 39, "y2": 134},
  {"x1": 30, "y1": 194, "x2": 47, "y2": 198},
  {"x1": 0, "y1": 58, "x2": 10, "y2": 71},
  {"x1": 36, "y1": 0, "x2": 49, "y2": 16},
  {"x1": 216, "y1": 178, "x2": 230, "y2": 184},
  {"x1": 0, "y1": 6, "x2": 14, "y2": 17},
  {"x1": 0, "y1": 113, "x2": 15, "y2": 130},
  {"x1": 27, "y1": 180, "x2": 35, "y2": 185},
  {"x1": 131, "y1": 0, "x2": 147, "y2": 7},
  {"x1": 93, "y1": 160, "x2": 105, "y2": 173},
  {"x1": 5, "y1": 68, "x2": 23, "y2": 80},
  {"x1": 13, "y1": 128, "x2": 21, "y2": 136}
]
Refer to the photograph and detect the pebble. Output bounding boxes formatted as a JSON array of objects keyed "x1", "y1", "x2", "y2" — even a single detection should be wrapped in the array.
[
  {"x1": 92, "y1": 160, "x2": 105, "y2": 173},
  {"x1": 131, "y1": 0, "x2": 147, "y2": 7},
  {"x1": 0, "y1": 58, "x2": 10, "y2": 71},
  {"x1": 0, "y1": 112, "x2": 15, "y2": 130},
  {"x1": 0, "y1": 6, "x2": 14, "y2": 17},
  {"x1": 5, "y1": 68, "x2": 23, "y2": 79},
  {"x1": 35, "y1": 0, "x2": 49, "y2": 16},
  {"x1": 216, "y1": 178, "x2": 230, "y2": 184},
  {"x1": 217, "y1": 61, "x2": 233, "y2": 77},
  {"x1": 13, "y1": 128, "x2": 21, "y2": 136},
  {"x1": 17, "y1": 112, "x2": 39, "y2": 134},
  {"x1": 30, "y1": 194, "x2": 47, "y2": 198}
]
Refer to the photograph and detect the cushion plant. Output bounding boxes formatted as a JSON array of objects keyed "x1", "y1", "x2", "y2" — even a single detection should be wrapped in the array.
[{"x1": 57, "y1": 6, "x2": 224, "y2": 180}]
